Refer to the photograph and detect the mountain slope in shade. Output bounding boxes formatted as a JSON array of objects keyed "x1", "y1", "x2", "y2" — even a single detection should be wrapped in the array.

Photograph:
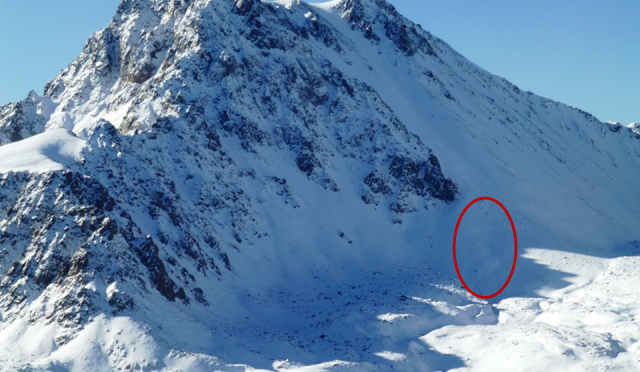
[{"x1": 0, "y1": 0, "x2": 639, "y2": 370}]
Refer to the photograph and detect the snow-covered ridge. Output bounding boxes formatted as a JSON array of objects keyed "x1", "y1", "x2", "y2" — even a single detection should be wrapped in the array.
[{"x1": 0, "y1": 0, "x2": 639, "y2": 370}]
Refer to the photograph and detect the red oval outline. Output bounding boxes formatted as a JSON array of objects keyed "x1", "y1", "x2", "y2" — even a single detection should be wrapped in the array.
[{"x1": 453, "y1": 197, "x2": 518, "y2": 299}]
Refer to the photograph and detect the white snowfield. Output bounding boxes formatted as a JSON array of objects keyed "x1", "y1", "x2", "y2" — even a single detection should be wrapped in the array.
[
  {"x1": 0, "y1": 129, "x2": 85, "y2": 173},
  {"x1": 0, "y1": 0, "x2": 639, "y2": 371},
  {"x1": 3, "y1": 250, "x2": 639, "y2": 371}
]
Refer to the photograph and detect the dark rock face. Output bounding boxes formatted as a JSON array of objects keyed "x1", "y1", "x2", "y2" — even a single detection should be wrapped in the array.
[
  {"x1": 134, "y1": 236, "x2": 186, "y2": 302},
  {"x1": 0, "y1": 92, "x2": 48, "y2": 145},
  {"x1": 0, "y1": 169, "x2": 196, "y2": 325},
  {"x1": 107, "y1": 289, "x2": 135, "y2": 314},
  {"x1": 364, "y1": 154, "x2": 457, "y2": 213},
  {"x1": 339, "y1": 0, "x2": 436, "y2": 56}
]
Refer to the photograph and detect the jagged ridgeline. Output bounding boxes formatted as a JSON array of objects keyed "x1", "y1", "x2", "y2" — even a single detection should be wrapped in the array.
[{"x1": 1, "y1": 0, "x2": 639, "y2": 370}]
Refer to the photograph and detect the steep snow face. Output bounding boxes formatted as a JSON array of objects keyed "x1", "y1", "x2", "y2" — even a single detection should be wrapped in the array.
[{"x1": 0, "y1": 0, "x2": 639, "y2": 370}]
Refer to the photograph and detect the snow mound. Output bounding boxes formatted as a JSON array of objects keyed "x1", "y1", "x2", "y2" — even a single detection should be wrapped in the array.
[{"x1": 0, "y1": 128, "x2": 86, "y2": 173}]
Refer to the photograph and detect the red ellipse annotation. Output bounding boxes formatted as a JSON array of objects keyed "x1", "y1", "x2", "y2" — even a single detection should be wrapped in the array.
[{"x1": 453, "y1": 197, "x2": 518, "y2": 299}]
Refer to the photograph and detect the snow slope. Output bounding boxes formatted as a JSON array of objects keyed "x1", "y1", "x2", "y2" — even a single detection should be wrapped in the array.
[
  {"x1": 0, "y1": 0, "x2": 639, "y2": 370},
  {"x1": 0, "y1": 129, "x2": 85, "y2": 173}
]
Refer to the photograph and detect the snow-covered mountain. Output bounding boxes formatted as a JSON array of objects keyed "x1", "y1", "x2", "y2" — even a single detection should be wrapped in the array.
[{"x1": 0, "y1": 0, "x2": 639, "y2": 370}]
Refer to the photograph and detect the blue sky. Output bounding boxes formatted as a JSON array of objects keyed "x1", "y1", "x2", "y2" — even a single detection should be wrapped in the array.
[
  {"x1": 0, "y1": 0, "x2": 121, "y2": 102},
  {"x1": 0, "y1": 0, "x2": 638, "y2": 124}
]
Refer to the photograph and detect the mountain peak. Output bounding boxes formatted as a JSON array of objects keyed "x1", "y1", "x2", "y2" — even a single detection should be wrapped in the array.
[
  {"x1": 1, "y1": 0, "x2": 640, "y2": 370},
  {"x1": 338, "y1": 0, "x2": 384, "y2": 21},
  {"x1": 317, "y1": 0, "x2": 435, "y2": 56}
]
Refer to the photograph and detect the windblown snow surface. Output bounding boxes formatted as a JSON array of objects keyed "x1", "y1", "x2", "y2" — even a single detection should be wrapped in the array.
[
  {"x1": 0, "y1": 0, "x2": 639, "y2": 371},
  {"x1": 0, "y1": 129, "x2": 86, "y2": 173}
]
